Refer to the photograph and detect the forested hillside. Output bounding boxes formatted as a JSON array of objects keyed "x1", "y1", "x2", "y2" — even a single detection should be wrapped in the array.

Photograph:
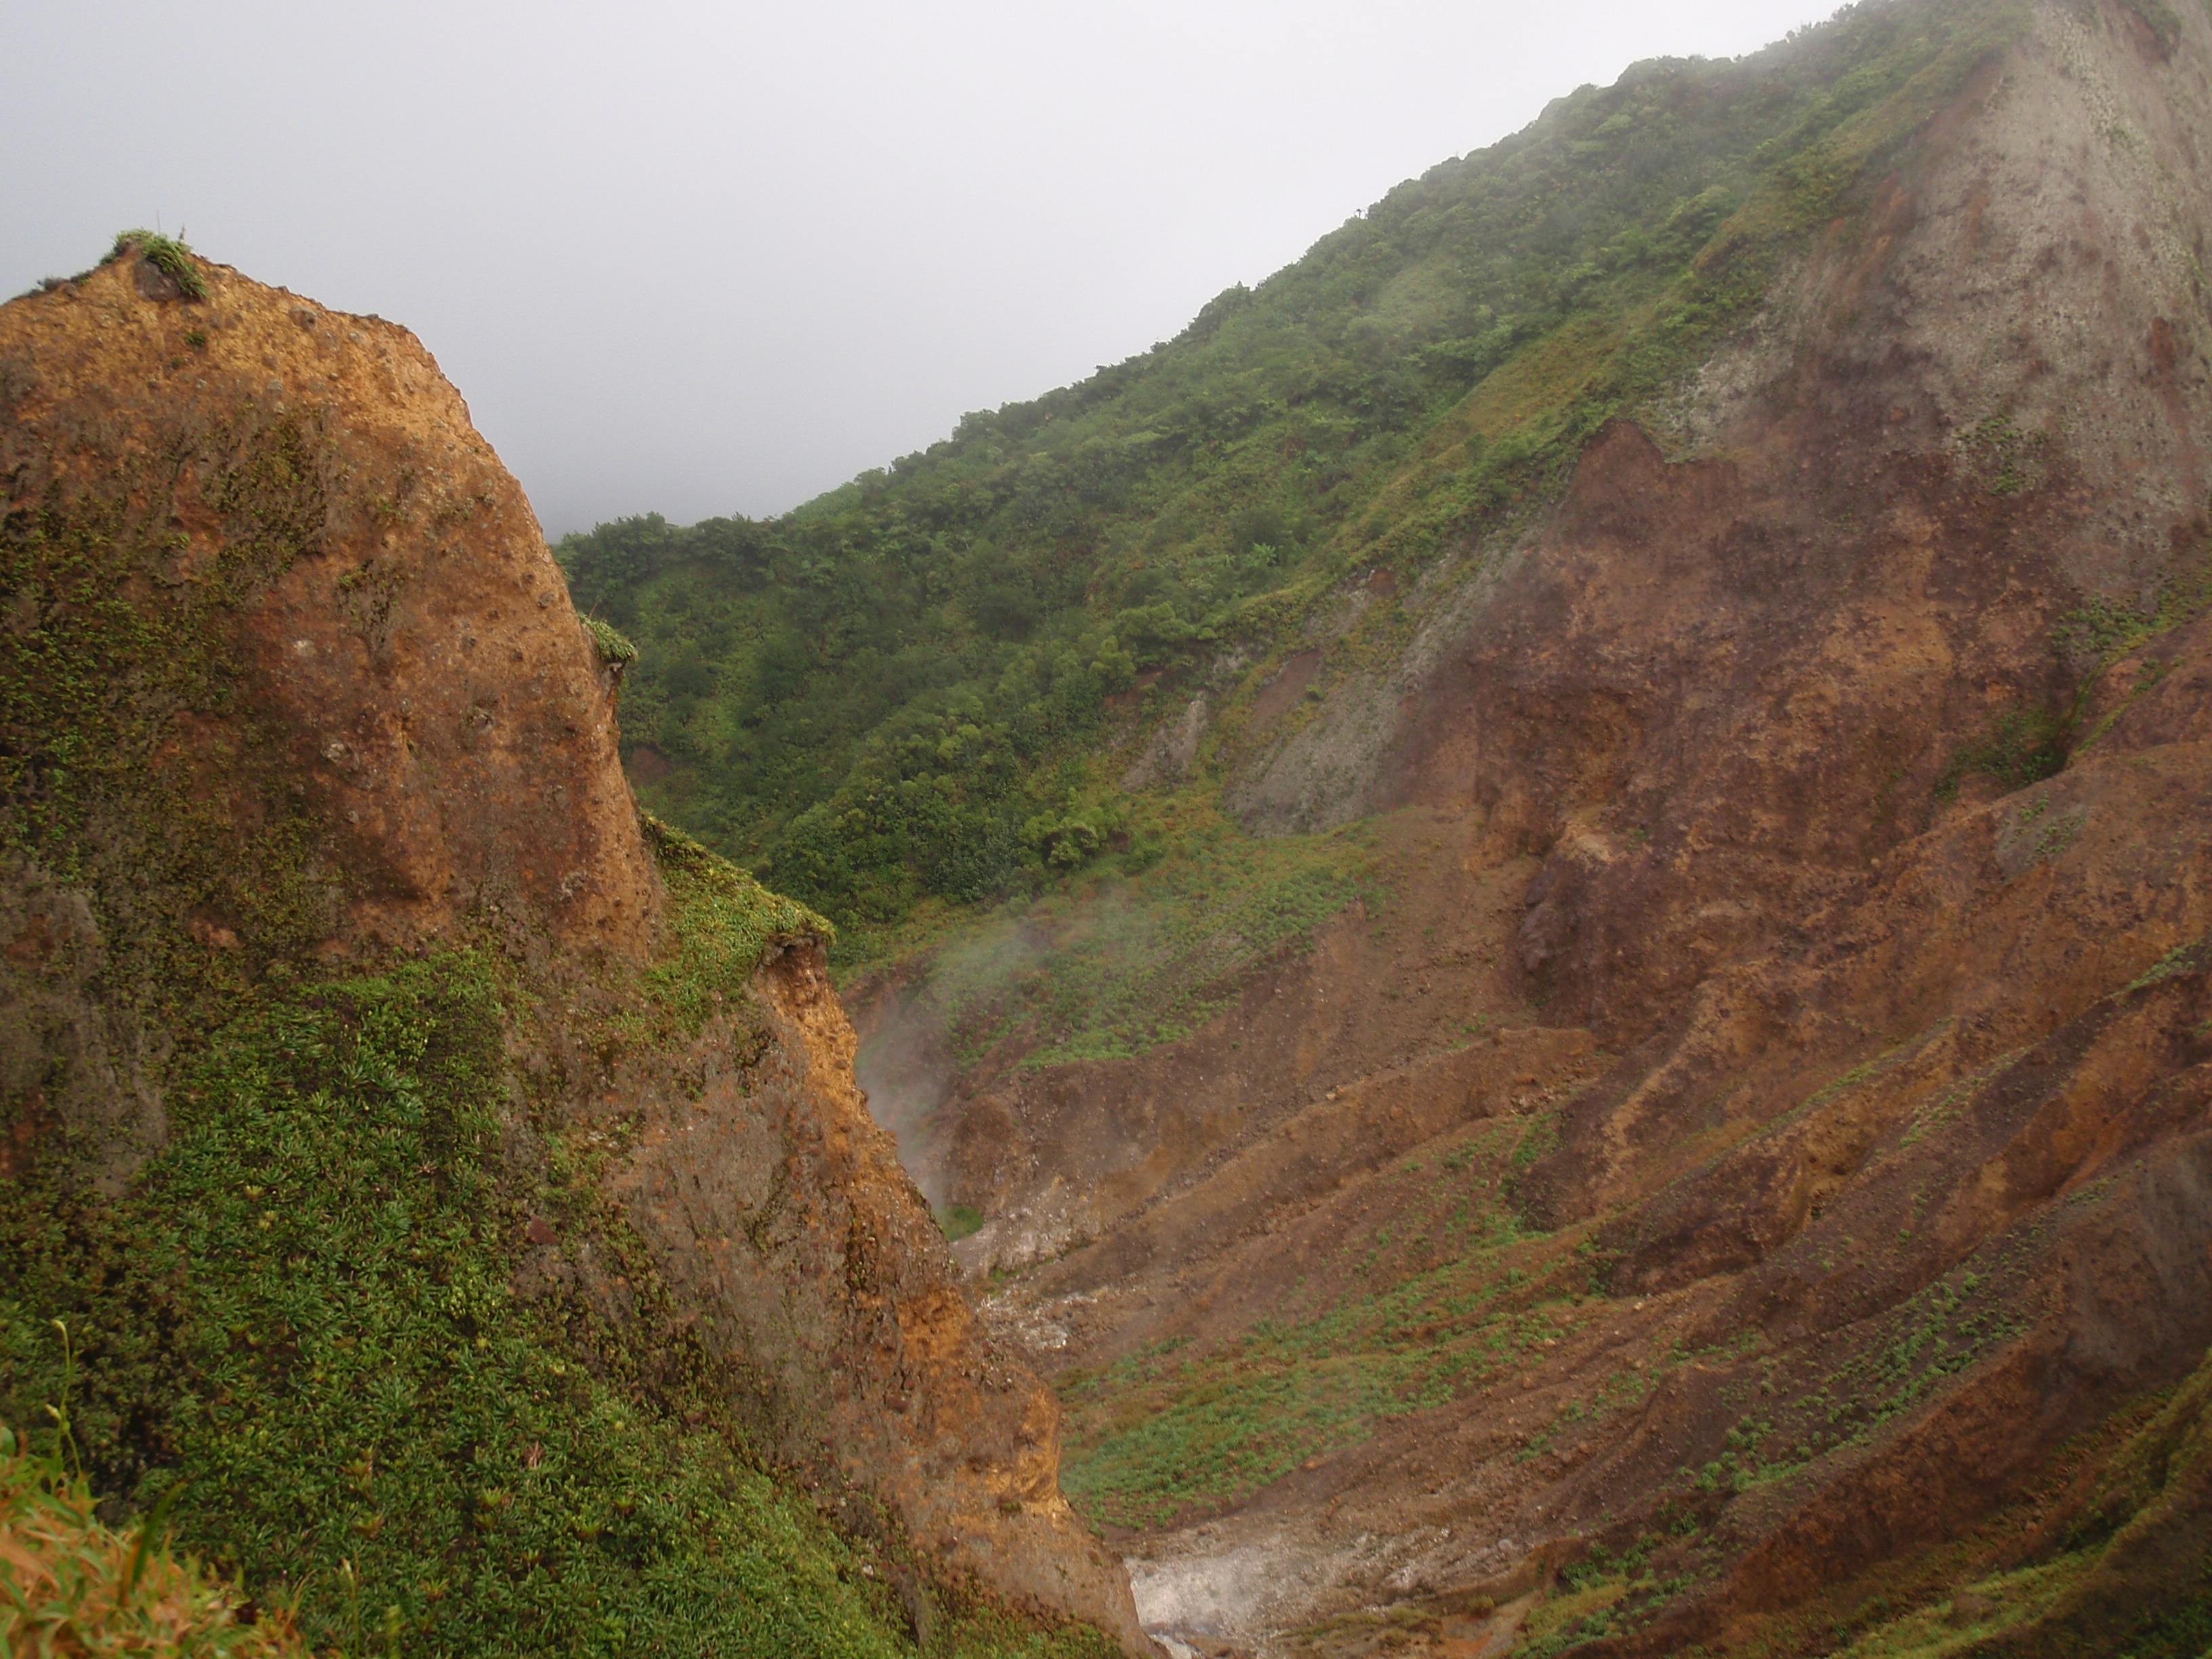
[
  {"x1": 560, "y1": 0, "x2": 2212, "y2": 1646},
  {"x1": 11, "y1": 0, "x2": 2207, "y2": 1652},
  {"x1": 558, "y1": 0, "x2": 2025, "y2": 953}
]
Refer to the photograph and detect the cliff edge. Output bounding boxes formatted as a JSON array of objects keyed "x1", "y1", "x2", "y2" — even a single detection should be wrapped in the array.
[{"x1": 0, "y1": 241, "x2": 1149, "y2": 1656}]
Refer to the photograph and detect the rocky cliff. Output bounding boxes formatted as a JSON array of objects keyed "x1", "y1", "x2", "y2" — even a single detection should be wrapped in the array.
[
  {"x1": 0, "y1": 243, "x2": 1150, "y2": 1655},
  {"x1": 844, "y1": 1, "x2": 2212, "y2": 1652}
]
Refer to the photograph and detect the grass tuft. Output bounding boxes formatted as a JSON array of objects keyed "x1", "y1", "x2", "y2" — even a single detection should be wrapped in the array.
[
  {"x1": 108, "y1": 230, "x2": 207, "y2": 300},
  {"x1": 0, "y1": 1421, "x2": 300, "y2": 1658}
]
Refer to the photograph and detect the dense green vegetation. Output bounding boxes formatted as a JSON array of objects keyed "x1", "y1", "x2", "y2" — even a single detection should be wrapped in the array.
[
  {"x1": 560, "y1": 0, "x2": 2029, "y2": 958},
  {"x1": 0, "y1": 939, "x2": 1113, "y2": 1658}
]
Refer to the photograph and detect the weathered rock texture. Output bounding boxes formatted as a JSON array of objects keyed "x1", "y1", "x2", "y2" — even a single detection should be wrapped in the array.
[
  {"x1": 0, "y1": 249, "x2": 1149, "y2": 1652},
  {"x1": 579, "y1": 926, "x2": 1151, "y2": 1646},
  {"x1": 0, "y1": 258, "x2": 660, "y2": 964},
  {"x1": 861, "y1": 1, "x2": 2212, "y2": 1650}
]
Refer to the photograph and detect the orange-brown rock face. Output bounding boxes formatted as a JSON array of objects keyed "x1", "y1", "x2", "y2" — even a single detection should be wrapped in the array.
[
  {"x1": 0, "y1": 248, "x2": 1150, "y2": 1653},
  {"x1": 0, "y1": 251, "x2": 659, "y2": 965},
  {"x1": 869, "y1": 3, "x2": 2212, "y2": 1650},
  {"x1": 585, "y1": 936, "x2": 1151, "y2": 1650}
]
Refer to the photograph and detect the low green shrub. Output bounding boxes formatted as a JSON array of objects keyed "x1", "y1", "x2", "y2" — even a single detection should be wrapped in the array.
[
  {"x1": 108, "y1": 230, "x2": 207, "y2": 300},
  {"x1": 583, "y1": 615, "x2": 639, "y2": 668}
]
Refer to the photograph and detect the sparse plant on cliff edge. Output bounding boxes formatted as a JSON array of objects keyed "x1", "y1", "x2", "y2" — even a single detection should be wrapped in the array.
[
  {"x1": 108, "y1": 229, "x2": 207, "y2": 300},
  {"x1": 583, "y1": 613, "x2": 638, "y2": 669}
]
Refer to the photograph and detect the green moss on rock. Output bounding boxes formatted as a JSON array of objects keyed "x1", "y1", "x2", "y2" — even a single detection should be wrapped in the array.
[
  {"x1": 643, "y1": 812, "x2": 832, "y2": 1031},
  {"x1": 0, "y1": 411, "x2": 344, "y2": 1036}
]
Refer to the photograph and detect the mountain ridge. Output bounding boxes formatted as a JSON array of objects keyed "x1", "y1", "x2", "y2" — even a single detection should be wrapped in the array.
[
  {"x1": 577, "y1": 0, "x2": 2212, "y2": 1651},
  {"x1": 559, "y1": 0, "x2": 2039, "y2": 955}
]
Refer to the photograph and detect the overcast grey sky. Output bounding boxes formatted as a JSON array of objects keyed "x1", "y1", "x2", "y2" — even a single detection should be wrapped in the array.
[{"x1": 5, "y1": 1, "x2": 1839, "y2": 537}]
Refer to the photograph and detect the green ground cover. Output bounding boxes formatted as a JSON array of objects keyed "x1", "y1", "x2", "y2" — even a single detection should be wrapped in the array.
[
  {"x1": 0, "y1": 949, "x2": 1114, "y2": 1658},
  {"x1": 875, "y1": 803, "x2": 1380, "y2": 1068},
  {"x1": 0, "y1": 875, "x2": 1112, "y2": 1658},
  {"x1": 1054, "y1": 1122, "x2": 1584, "y2": 1528}
]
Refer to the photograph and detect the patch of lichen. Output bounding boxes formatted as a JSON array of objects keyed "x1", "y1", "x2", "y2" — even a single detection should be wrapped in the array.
[
  {"x1": 0, "y1": 951, "x2": 1116, "y2": 1658},
  {"x1": 0, "y1": 408, "x2": 346, "y2": 1046}
]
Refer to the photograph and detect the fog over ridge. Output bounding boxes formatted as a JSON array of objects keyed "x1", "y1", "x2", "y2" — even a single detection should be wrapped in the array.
[{"x1": 4, "y1": 0, "x2": 1838, "y2": 535}]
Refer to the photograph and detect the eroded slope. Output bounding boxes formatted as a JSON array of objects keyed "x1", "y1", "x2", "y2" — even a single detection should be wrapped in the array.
[{"x1": 839, "y1": 0, "x2": 2212, "y2": 1652}]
